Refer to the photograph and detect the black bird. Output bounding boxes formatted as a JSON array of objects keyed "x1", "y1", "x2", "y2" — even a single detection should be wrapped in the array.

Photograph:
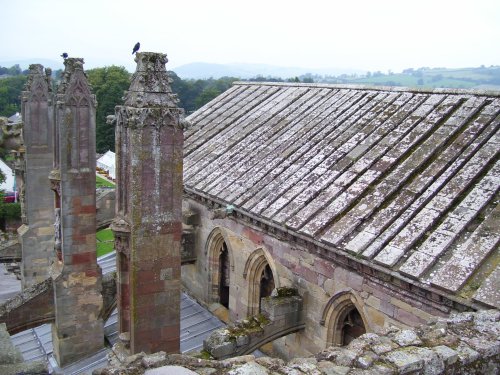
[
  {"x1": 132, "y1": 42, "x2": 140, "y2": 54},
  {"x1": 60, "y1": 52, "x2": 68, "y2": 59}
]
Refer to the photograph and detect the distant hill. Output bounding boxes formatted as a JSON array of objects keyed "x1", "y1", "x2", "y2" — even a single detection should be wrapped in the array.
[
  {"x1": 332, "y1": 66, "x2": 500, "y2": 91},
  {"x1": 0, "y1": 58, "x2": 63, "y2": 71},
  {"x1": 172, "y1": 62, "x2": 365, "y2": 80}
]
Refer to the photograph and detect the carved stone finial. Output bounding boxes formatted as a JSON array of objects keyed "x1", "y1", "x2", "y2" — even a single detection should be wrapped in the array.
[
  {"x1": 57, "y1": 58, "x2": 86, "y2": 95},
  {"x1": 124, "y1": 52, "x2": 179, "y2": 108},
  {"x1": 24, "y1": 64, "x2": 51, "y2": 95}
]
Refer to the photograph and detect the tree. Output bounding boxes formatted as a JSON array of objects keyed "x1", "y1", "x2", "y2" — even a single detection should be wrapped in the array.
[
  {"x1": 169, "y1": 72, "x2": 238, "y2": 114},
  {"x1": 87, "y1": 66, "x2": 131, "y2": 152},
  {"x1": 0, "y1": 75, "x2": 27, "y2": 117}
]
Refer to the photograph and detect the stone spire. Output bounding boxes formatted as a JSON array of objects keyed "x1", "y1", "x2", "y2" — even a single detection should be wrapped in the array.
[
  {"x1": 51, "y1": 58, "x2": 104, "y2": 366},
  {"x1": 18, "y1": 64, "x2": 55, "y2": 288},
  {"x1": 112, "y1": 52, "x2": 184, "y2": 355}
]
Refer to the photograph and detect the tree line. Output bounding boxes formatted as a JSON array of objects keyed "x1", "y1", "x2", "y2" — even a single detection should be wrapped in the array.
[
  {"x1": 0, "y1": 65, "x2": 237, "y2": 152},
  {"x1": 0, "y1": 64, "x2": 311, "y2": 153},
  {"x1": 4, "y1": 63, "x2": 497, "y2": 153}
]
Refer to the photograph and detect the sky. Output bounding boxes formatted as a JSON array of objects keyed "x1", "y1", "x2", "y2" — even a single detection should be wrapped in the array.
[{"x1": 1, "y1": 0, "x2": 499, "y2": 73}]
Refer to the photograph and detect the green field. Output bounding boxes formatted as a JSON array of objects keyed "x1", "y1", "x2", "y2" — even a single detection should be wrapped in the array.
[
  {"x1": 96, "y1": 228, "x2": 114, "y2": 257},
  {"x1": 321, "y1": 66, "x2": 500, "y2": 90},
  {"x1": 96, "y1": 175, "x2": 115, "y2": 188}
]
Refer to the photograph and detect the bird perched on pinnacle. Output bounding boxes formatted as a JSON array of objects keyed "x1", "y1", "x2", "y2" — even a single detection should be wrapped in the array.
[
  {"x1": 60, "y1": 52, "x2": 68, "y2": 59},
  {"x1": 132, "y1": 42, "x2": 140, "y2": 54}
]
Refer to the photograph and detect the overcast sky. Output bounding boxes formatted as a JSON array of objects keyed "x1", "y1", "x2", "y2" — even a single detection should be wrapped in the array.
[{"x1": 1, "y1": 0, "x2": 499, "y2": 73}]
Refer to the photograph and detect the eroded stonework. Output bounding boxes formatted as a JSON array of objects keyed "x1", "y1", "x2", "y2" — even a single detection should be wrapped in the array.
[
  {"x1": 112, "y1": 52, "x2": 184, "y2": 355},
  {"x1": 51, "y1": 58, "x2": 104, "y2": 366},
  {"x1": 18, "y1": 64, "x2": 55, "y2": 288},
  {"x1": 95, "y1": 310, "x2": 500, "y2": 375}
]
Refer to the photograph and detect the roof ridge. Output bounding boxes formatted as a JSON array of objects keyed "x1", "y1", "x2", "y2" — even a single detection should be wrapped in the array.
[{"x1": 232, "y1": 81, "x2": 500, "y2": 97}]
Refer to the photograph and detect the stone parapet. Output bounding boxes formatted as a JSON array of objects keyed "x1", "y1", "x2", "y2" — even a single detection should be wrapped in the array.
[
  {"x1": 96, "y1": 310, "x2": 499, "y2": 374},
  {"x1": 0, "y1": 278, "x2": 54, "y2": 334}
]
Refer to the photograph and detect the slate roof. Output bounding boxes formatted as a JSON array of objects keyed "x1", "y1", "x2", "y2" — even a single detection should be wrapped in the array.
[{"x1": 184, "y1": 82, "x2": 500, "y2": 309}]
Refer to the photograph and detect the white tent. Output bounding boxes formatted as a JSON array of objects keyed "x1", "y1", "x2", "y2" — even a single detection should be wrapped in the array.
[
  {"x1": 0, "y1": 159, "x2": 15, "y2": 192},
  {"x1": 97, "y1": 150, "x2": 116, "y2": 179}
]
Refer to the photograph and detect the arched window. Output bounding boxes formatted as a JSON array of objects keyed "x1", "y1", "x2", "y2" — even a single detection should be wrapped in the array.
[
  {"x1": 321, "y1": 291, "x2": 368, "y2": 346},
  {"x1": 259, "y1": 264, "x2": 275, "y2": 311},
  {"x1": 219, "y1": 242, "x2": 230, "y2": 308},
  {"x1": 206, "y1": 228, "x2": 233, "y2": 306},
  {"x1": 243, "y1": 248, "x2": 279, "y2": 316}
]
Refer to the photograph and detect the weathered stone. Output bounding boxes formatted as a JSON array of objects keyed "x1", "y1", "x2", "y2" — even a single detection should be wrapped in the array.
[
  {"x1": 0, "y1": 362, "x2": 48, "y2": 375},
  {"x1": 0, "y1": 323, "x2": 23, "y2": 364},
  {"x1": 287, "y1": 357, "x2": 320, "y2": 374},
  {"x1": 196, "y1": 368, "x2": 218, "y2": 375},
  {"x1": 113, "y1": 52, "x2": 184, "y2": 355},
  {"x1": 255, "y1": 356, "x2": 285, "y2": 370},
  {"x1": 335, "y1": 349, "x2": 358, "y2": 367},
  {"x1": 370, "y1": 363, "x2": 395, "y2": 374},
  {"x1": 220, "y1": 355, "x2": 255, "y2": 367},
  {"x1": 370, "y1": 336, "x2": 399, "y2": 355},
  {"x1": 355, "y1": 350, "x2": 378, "y2": 369},
  {"x1": 235, "y1": 335, "x2": 249, "y2": 347},
  {"x1": 383, "y1": 348, "x2": 424, "y2": 374},
  {"x1": 432, "y1": 345, "x2": 458, "y2": 366},
  {"x1": 51, "y1": 57, "x2": 104, "y2": 367},
  {"x1": 227, "y1": 362, "x2": 270, "y2": 375},
  {"x1": 144, "y1": 366, "x2": 197, "y2": 375},
  {"x1": 455, "y1": 342, "x2": 480, "y2": 365},
  {"x1": 316, "y1": 361, "x2": 351, "y2": 375},
  {"x1": 142, "y1": 351, "x2": 167, "y2": 368},
  {"x1": 18, "y1": 64, "x2": 56, "y2": 289},
  {"x1": 391, "y1": 329, "x2": 423, "y2": 347},
  {"x1": 406, "y1": 347, "x2": 444, "y2": 375}
]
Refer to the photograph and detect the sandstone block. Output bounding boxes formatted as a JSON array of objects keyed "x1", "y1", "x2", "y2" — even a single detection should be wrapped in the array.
[
  {"x1": 227, "y1": 362, "x2": 269, "y2": 375},
  {"x1": 384, "y1": 348, "x2": 424, "y2": 374},
  {"x1": 317, "y1": 361, "x2": 351, "y2": 375},
  {"x1": 391, "y1": 329, "x2": 423, "y2": 347},
  {"x1": 432, "y1": 345, "x2": 458, "y2": 366}
]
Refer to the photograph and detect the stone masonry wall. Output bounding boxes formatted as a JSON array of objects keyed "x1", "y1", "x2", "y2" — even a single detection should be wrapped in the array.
[
  {"x1": 182, "y1": 198, "x2": 460, "y2": 360},
  {"x1": 94, "y1": 310, "x2": 500, "y2": 375}
]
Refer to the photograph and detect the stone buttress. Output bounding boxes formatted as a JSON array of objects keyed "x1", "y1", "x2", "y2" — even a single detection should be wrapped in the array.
[
  {"x1": 112, "y1": 52, "x2": 184, "y2": 354},
  {"x1": 18, "y1": 64, "x2": 55, "y2": 288},
  {"x1": 50, "y1": 58, "x2": 104, "y2": 366}
]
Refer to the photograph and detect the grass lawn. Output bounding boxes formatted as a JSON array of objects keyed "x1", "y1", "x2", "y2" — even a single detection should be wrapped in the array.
[
  {"x1": 96, "y1": 228, "x2": 114, "y2": 241},
  {"x1": 97, "y1": 242, "x2": 114, "y2": 257},
  {"x1": 96, "y1": 228, "x2": 114, "y2": 257},
  {"x1": 96, "y1": 175, "x2": 115, "y2": 188}
]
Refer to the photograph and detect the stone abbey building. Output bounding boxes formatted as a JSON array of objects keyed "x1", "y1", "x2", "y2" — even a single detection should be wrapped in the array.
[
  {"x1": 181, "y1": 82, "x2": 500, "y2": 358},
  {"x1": 0, "y1": 52, "x2": 498, "y2": 373}
]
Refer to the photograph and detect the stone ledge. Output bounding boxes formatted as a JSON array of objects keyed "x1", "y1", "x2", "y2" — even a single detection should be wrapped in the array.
[{"x1": 95, "y1": 310, "x2": 499, "y2": 374}]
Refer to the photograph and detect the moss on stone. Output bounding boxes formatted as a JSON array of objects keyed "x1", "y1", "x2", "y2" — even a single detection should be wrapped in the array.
[
  {"x1": 275, "y1": 287, "x2": 298, "y2": 298},
  {"x1": 226, "y1": 314, "x2": 270, "y2": 340},
  {"x1": 194, "y1": 350, "x2": 214, "y2": 360}
]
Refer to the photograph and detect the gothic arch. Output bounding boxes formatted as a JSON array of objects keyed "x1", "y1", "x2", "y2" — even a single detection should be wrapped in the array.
[
  {"x1": 243, "y1": 247, "x2": 280, "y2": 316},
  {"x1": 206, "y1": 227, "x2": 234, "y2": 304},
  {"x1": 321, "y1": 291, "x2": 368, "y2": 347}
]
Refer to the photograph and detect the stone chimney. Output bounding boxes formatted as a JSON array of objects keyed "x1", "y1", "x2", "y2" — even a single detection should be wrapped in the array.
[
  {"x1": 112, "y1": 52, "x2": 184, "y2": 354},
  {"x1": 50, "y1": 58, "x2": 104, "y2": 366}
]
